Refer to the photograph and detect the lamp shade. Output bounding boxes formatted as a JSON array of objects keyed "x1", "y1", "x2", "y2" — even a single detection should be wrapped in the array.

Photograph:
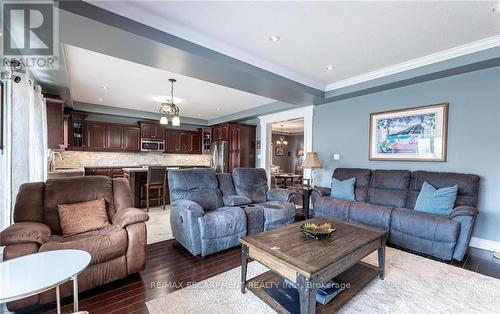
[{"x1": 303, "y1": 152, "x2": 322, "y2": 169}]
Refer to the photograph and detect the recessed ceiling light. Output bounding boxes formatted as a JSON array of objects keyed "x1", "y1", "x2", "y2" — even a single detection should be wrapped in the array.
[
  {"x1": 102, "y1": 86, "x2": 108, "y2": 90},
  {"x1": 268, "y1": 35, "x2": 280, "y2": 42},
  {"x1": 493, "y1": 4, "x2": 500, "y2": 12},
  {"x1": 216, "y1": 107, "x2": 221, "y2": 111},
  {"x1": 98, "y1": 98, "x2": 103, "y2": 102},
  {"x1": 197, "y1": 114, "x2": 201, "y2": 117},
  {"x1": 326, "y1": 65, "x2": 335, "y2": 71}
]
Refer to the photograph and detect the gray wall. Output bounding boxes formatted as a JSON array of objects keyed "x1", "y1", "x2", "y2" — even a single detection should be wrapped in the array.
[
  {"x1": 272, "y1": 133, "x2": 304, "y2": 173},
  {"x1": 313, "y1": 66, "x2": 500, "y2": 242}
]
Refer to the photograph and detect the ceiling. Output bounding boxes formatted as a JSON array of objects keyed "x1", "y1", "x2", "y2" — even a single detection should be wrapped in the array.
[
  {"x1": 272, "y1": 119, "x2": 304, "y2": 134},
  {"x1": 64, "y1": 45, "x2": 274, "y2": 120},
  {"x1": 89, "y1": 1, "x2": 500, "y2": 90}
]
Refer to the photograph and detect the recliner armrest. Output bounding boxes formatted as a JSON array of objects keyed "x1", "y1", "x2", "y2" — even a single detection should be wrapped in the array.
[
  {"x1": 267, "y1": 188, "x2": 294, "y2": 202},
  {"x1": 171, "y1": 200, "x2": 205, "y2": 214},
  {"x1": 112, "y1": 207, "x2": 149, "y2": 228},
  {"x1": 312, "y1": 186, "x2": 331, "y2": 197},
  {"x1": 449, "y1": 206, "x2": 478, "y2": 219},
  {"x1": 0, "y1": 222, "x2": 51, "y2": 245}
]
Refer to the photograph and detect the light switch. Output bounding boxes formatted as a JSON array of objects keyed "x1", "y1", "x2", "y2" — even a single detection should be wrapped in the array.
[{"x1": 333, "y1": 154, "x2": 340, "y2": 160}]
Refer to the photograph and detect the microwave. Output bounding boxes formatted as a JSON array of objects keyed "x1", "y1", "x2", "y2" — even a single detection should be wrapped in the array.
[{"x1": 141, "y1": 139, "x2": 165, "y2": 152}]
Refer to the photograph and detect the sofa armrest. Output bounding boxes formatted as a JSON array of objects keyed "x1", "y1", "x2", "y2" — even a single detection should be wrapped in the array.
[
  {"x1": 0, "y1": 222, "x2": 51, "y2": 246},
  {"x1": 449, "y1": 206, "x2": 478, "y2": 219},
  {"x1": 312, "y1": 186, "x2": 331, "y2": 198},
  {"x1": 170, "y1": 200, "x2": 205, "y2": 256},
  {"x1": 267, "y1": 188, "x2": 294, "y2": 202},
  {"x1": 112, "y1": 208, "x2": 149, "y2": 228}
]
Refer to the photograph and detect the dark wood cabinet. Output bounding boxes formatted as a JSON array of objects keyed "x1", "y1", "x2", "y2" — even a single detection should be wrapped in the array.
[
  {"x1": 165, "y1": 129, "x2": 202, "y2": 154},
  {"x1": 107, "y1": 124, "x2": 124, "y2": 150},
  {"x1": 65, "y1": 111, "x2": 87, "y2": 150},
  {"x1": 212, "y1": 123, "x2": 230, "y2": 141},
  {"x1": 141, "y1": 122, "x2": 163, "y2": 139},
  {"x1": 46, "y1": 97, "x2": 65, "y2": 149},
  {"x1": 124, "y1": 127, "x2": 140, "y2": 151},
  {"x1": 213, "y1": 123, "x2": 256, "y2": 172},
  {"x1": 86, "y1": 122, "x2": 107, "y2": 150}
]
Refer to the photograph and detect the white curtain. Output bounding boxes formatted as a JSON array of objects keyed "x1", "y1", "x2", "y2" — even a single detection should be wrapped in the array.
[{"x1": 8, "y1": 74, "x2": 48, "y2": 223}]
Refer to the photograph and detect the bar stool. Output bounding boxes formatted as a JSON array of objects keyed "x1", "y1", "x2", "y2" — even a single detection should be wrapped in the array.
[{"x1": 140, "y1": 166, "x2": 167, "y2": 212}]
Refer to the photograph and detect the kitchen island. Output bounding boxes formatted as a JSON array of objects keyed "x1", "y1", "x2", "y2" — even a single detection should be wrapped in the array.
[{"x1": 123, "y1": 165, "x2": 208, "y2": 208}]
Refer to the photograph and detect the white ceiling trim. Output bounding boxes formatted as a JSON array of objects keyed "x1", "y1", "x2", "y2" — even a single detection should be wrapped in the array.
[
  {"x1": 87, "y1": 0, "x2": 326, "y2": 90},
  {"x1": 325, "y1": 35, "x2": 500, "y2": 92}
]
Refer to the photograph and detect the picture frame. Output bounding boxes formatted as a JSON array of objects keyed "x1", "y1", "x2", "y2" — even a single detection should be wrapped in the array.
[
  {"x1": 369, "y1": 103, "x2": 448, "y2": 162},
  {"x1": 275, "y1": 146, "x2": 284, "y2": 156}
]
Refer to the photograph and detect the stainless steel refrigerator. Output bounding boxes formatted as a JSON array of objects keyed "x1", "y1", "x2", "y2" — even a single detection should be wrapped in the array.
[{"x1": 210, "y1": 140, "x2": 229, "y2": 173}]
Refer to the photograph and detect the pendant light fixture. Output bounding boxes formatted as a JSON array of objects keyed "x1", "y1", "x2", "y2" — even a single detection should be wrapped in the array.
[
  {"x1": 159, "y1": 78, "x2": 181, "y2": 126},
  {"x1": 275, "y1": 124, "x2": 288, "y2": 148}
]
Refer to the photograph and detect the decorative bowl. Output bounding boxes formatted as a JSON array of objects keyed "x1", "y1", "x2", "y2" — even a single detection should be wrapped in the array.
[{"x1": 300, "y1": 222, "x2": 336, "y2": 240}]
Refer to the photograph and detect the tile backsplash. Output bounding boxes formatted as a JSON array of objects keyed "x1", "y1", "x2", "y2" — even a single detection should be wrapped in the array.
[{"x1": 55, "y1": 151, "x2": 211, "y2": 169}]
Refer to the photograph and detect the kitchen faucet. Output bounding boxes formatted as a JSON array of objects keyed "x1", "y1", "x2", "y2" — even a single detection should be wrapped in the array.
[{"x1": 48, "y1": 150, "x2": 64, "y2": 172}]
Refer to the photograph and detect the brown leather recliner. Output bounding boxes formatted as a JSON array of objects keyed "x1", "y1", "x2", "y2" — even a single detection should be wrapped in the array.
[{"x1": 0, "y1": 176, "x2": 149, "y2": 311}]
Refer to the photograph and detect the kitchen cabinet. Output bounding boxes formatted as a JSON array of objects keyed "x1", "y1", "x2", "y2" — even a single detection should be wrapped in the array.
[
  {"x1": 65, "y1": 111, "x2": 87, "y2": 150},
  {"x1": 165, "y1": 129, "x2": 202, "y2": 154},
  {"x1": 140, "y1": 122, "x2": 163, "y2": 139},
  {"x1": 124, "y1": 126, "x2": 140, "y2": 151},
  {"x1": 46, "y1": 97, "x2": 65, "y2": 149},
  {"x1": 86, "y1": 122, "x2": 140, "y2": 152},
  {"x1": 212, "y1": 123, "x2": 229, "y2": 141},
  {"x1": 212, "y1": 123, "x2": 256, "y2": 172},
  {"x1": 86, "y1": 122, "x2": 107, "y2": 150},
  {"x1": 85, "y1": 167, "x2": 125, "y2": 177}
]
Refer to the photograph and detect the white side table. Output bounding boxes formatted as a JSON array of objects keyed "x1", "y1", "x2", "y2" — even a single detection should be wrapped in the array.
[{"x1": 0, "y1": 249, "x2": 91, "y2": 314}]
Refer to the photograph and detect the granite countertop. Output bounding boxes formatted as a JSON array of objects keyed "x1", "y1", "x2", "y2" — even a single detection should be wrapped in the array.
[
  {"x1": 122, "y1": 165, "x2": 208, "y2": 172},
  {"x1": 49, "y1": 168, "x2": 85, "y2": 174}
]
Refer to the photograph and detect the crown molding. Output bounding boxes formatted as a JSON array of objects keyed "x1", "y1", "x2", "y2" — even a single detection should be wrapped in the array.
[{"x1": 325, "y1": 35, "x2": 500, "y2": 92}]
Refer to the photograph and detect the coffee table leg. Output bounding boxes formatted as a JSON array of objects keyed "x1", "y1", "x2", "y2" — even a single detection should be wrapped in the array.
[
  {"x1": 297, "y1": 274, "x2": 316, "y2": 314},
  {"x1": 378, "y1": 244, "x2": 385, "y2": 280},
  {"x1": 72, "y1": 275, "x2": 79, "y2": 312},
  {"x1": 55, "y1": 285, "x2": 61, "y2": 314},
  {"x1": 241, "y1": 244, "x2": 249, "y2": 293}
]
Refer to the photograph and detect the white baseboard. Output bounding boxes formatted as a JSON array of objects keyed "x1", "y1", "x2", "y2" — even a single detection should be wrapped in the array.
[{"x1": 469, "y1": 237, "x2": 500, "y2": 252}]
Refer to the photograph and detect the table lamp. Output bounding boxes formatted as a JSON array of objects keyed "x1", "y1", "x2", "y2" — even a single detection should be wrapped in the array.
[{"x1": 303, "y1": 152, "x2": 322, "y2": 187}]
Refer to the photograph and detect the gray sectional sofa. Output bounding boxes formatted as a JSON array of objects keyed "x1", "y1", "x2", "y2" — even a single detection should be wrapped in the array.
[
  {"x1": 168, "y1": 167, "x2": 295, "y2": 256},
  {"x1": 312, "y1": 168, "x2": 480, "y2": 261}
]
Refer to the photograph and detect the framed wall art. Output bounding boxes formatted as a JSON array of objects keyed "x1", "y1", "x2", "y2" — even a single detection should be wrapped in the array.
[{"x1": 369, "y1": 103, "x2": 448, "y2": 161}]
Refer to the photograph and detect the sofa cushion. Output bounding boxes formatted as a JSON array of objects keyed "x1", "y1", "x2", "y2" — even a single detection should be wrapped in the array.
[
  {"x1": 198, "y1": 207, "x2": 246, "y2": 239},
  {"x1": 348, "y1": 201, "x2": 391, "y2": 230},
  {"x1": 414, "y1": 182, "x2": 458, "y2": 215},
  {"x1": 217, "y1": 173, "x2": 236, "y2": 196},
  {"x1": 256, "y1": 201, "x2": 295, "y2": 231},
  {"x1": 44, "y1": 176, "x2": 115, "y2": 235},
  {"x1": 58, "y1": 198, "x2": 109, "y2": 236},
  {"x1": 390, "y1": 207, "x2": 459, "y2": 260},
  {"x1": 222, "y1": 195, "x2": 252, "y2": 206},
  {"x1": 367, "y1": 170, "x2": 411, "y2": 208},
  {"x1": 313, "y1": 196, "x2": 350, "y2": 221},
  {"x1": 39, "y1": 224, "x2": 127, "y2": 264},
  {"x1": 330, "y1": 177, "x2": 356, "y2": 201},
  {"x1": 232, "y1": 168, "x2": 268, "y2": 203},
  {"x1": 168, "y1": 168, "x2": 223, "y2": 211},
  {"x1": 333, "y1": 168, "x2": 371, "y2": 201},
  {"x1": 407, "y1": 171, "x2": 480, "y2": 209}
]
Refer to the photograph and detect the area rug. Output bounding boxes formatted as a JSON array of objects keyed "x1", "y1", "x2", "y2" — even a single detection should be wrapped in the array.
[
  {"x1": 146, "y1": 206, "x2": 173, "y2": 244},
  {"x1": 146, "y1": 247, "x2": 500, "y2": 313}
]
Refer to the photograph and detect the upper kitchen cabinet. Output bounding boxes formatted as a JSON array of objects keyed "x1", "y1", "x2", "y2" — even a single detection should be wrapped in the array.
[
  {"x1": 46, "y1": 97, "x2": 65, "y2": 149},
  {"x1": 140, "y1": 122, "x2": 164, "y2": 139},
  {"x1": 212, "y1": 123, "x2": 230, "y2": 141},
  {"x1": 65, "y1": 111, "x2": 87, "y2": 150},
  {"x1": 86, "y1": 121, "x2": 140, "y2": 152},
  {"x1": 165, "y1": 129, "x2": 202, "y2": 154}
]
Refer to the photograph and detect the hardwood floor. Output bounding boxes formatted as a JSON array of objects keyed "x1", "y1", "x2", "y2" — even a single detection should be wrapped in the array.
[{"x1": 2, "y1": 239, "x2": 499, "y2": 314}]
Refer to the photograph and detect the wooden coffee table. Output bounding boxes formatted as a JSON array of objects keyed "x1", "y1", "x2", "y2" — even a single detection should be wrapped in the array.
[{"x1": 240, "y1": 217, "x2": 387, "y2": 314}]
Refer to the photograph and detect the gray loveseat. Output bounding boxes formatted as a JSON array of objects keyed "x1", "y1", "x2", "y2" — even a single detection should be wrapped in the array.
[
  {"x1": 168, "y1": 168, "x2": 295, "y2": 256},
  {"x1": 312, "y1": 168, "x2": 479, "y2": 261}
]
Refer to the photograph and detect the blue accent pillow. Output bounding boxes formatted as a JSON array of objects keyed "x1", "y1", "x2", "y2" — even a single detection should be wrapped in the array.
[
  {"x1": 330, "y1": 177, "x2": 356, "y2": 201},
  {"x1": 414, "y1": 182, "x2": 458, "y2": 215}
]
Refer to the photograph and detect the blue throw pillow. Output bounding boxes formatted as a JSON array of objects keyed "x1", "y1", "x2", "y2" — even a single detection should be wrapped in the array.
[
  {"x1": 414, "y1": 182, "x2": 458, "y2": 215},
  {"x1": 330, "y1": 177, "x2": 356, "y2": 201}
]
